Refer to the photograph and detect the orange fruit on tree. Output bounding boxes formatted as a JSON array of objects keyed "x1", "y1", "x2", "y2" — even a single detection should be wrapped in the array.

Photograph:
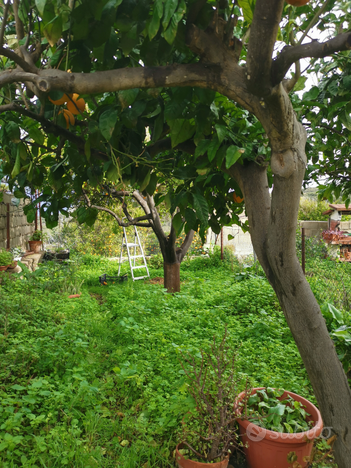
[
  {"x1": 48, "y1": 93, "x2": 72, "y2": 105},
  {"x1": 286, "y1": 0, "x2": 310, "y2": 5},
  {"x1": 59, "y1": 109, "x2": 75, "y2": 129},
  {"x1": 233, "y1": 192, "x2": 244, "y2": 203},
  {"x1": 67, "y1": 94, "x2": 85, "y2": 115}
]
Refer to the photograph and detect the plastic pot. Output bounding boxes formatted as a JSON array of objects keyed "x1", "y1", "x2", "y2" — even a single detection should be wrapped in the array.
[
  {"x1": 0, "y1": 265, "x2": 9, "y2": 271},
  {"x1": 175, "y1": 444, "x2": 229, "y2": 468},
  {"x1": 236, "y1": 388, "x2": 323, "y2": 468},
  {"x1": 68, "y1": 294, "x2": 81, "y2": 299}
]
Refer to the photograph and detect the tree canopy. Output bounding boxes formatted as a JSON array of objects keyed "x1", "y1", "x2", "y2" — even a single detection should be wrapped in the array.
[{"x1": 2, "y1": 0, "x2": 351, "y2": 466}]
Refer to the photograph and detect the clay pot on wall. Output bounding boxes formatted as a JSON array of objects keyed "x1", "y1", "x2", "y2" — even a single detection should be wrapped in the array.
[{"x1": 28, "y1": 240, "x2": 42, "y2": 253}]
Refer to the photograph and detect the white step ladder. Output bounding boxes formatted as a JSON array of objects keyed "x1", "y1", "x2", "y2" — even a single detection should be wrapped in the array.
[{"x1": 117, "y1": 225, "x2": 150, "y2": 281}]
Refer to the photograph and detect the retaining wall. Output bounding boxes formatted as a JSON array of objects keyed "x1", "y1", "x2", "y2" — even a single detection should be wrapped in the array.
[{"x1": 0, "y1": 193, "x2": 35, "y2": 250}]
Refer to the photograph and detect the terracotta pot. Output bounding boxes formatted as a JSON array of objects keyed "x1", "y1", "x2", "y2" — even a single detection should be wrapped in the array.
[
  {"x1": 7, "y1": 261, "x2": 18, "y2": 269},
  {"x1": 175, "y1": 444, "x2": 229, "y2": 468},
  {"x1": 236, "y1": 388, "x2": 323, "y2": 468},
  {"x1": 0, "y1": 265, "x2": 9, "y2": 271},
  {"x1": 68, "y1": 294, "x2": 81, "y2": 299},
  {"x1": 28, "y1": 240, "x2": 42, "y2": 253}
]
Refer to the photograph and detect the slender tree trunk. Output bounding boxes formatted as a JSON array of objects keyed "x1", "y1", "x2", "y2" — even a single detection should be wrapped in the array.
[{"x1": 164, "y1": 262, "x2": 181, "y2": 293}]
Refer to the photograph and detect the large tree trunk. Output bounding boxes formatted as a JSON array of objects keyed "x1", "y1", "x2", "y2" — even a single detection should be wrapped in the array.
[{"x1": 228, "y1": 87, "x2": 351, "y2": 467}]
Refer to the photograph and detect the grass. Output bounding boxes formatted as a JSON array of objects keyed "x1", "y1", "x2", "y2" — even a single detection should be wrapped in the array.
[{"x1": 0, "y1": 249, "x2": 342, "y2": 467}]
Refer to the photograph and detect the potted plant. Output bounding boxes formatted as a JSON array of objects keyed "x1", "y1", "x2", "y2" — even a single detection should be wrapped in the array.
[
  {"x1": 235, "y1": 387, "x2": 323, "y2": 468},
  {"x1": 28, "y1": 230, "x2": 43, "y2": 253},
  {"x1": 0, "y1": 249, "x2": 14, "y2": 271},
  {"x1": 175, "y1": 330, "x2": 249, "y2": 468}
]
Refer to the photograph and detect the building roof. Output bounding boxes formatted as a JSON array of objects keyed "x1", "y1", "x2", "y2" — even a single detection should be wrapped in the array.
[{"x1": 322, "y1": 204, "x2": 351, "y2": 216}]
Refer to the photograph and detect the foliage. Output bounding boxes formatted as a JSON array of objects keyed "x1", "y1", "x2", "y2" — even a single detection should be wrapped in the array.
[
  {"x1": 321, "y1": 303, "x2": 351, "y2": 378},
  {"x1": 244, "y1": 387, "x2": 313, "y2": 433},
  {"x1": 29, "y1": 230, "x2": 42, "y2": 241},
  {"x1": 298, "y1": 199, "x2": 329, "y2": 222},
  {"x1": 178, "y1": 331, "x2": 249, "y2": 462},
  {"x1": 0, "y1": 254, "x2": 317, "y2": 467},
  {"x1": 0, "y1": 249, "x2": 13, "y2": 266}
]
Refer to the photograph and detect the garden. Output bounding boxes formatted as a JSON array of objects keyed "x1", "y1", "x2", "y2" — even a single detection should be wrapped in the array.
[{"x1": 0, "y1": 245, "x2": 347, "y2": 468}]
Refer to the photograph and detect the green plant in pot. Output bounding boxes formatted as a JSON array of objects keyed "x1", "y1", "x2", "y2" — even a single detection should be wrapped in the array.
[
  {"x1": 175, "y1": 330, "x2": 249, "y2": 467},
  {"x1": 0, "y1": 249, "x2": 13, "y2": 270},
  {"x1": 28, "y1": 230, "x2": 43, "y2": 253},
  {"x1": 236, "y1": 387, "x2": 324, "y2": 468}
]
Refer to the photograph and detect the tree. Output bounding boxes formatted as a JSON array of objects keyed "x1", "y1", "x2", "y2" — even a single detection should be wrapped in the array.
[
  {"x1": 81, "y1": 186, "x2": 195, "y2": 292},
  {"x1": 1, "y1": 0, "x2": 351, "y2": 464}
]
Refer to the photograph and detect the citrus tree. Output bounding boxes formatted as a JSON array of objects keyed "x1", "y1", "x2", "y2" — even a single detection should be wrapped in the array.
[{"x1": 1, "y1": 0, "x2": 351, "y2": 464}]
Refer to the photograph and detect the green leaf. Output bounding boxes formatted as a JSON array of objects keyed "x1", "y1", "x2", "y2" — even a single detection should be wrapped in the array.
[
  {"x1": 11, "y1": 150, "x2": 21, "y2": 179},
  {"x1": 84, "y1": 138, "x2": 91, "y2": 162},
  {"x1": 238, "y1": 0, "x2": 255, "y2": 24},
  {"x1": 44, "y1": 15, "x2": 63, "y2": 47},
  {"x1": 28, "y1": 127, "x2": 45, "y2": 145},
  {"x1": 293, "y1": 76, "x2": 307, "y2": 92},
  {"x1": 18, "y1": 142, "x2": 28, "y2": 161},
  {"x1": 6, "y1": 122, "x2": 21, "y2": 143},
  {"x1": 172, "y1": 212, "x2": 183, "y2": 235},
  {"x1": 106, "y1": 163, "x2": 119, "y2": 182},
  {"x1": 145, "y1": 172, "x2": 158, "y2": 195},
  {"x1": 119, "y1": 89, "x2": 139, "y2": 110},
  {"x1": 149, "y1": 0, "x2": 163, "y2": 40},
  {"x1": 35, "y1": 0, "x2": 47, "y2": 15},
  {"x1": 139, "y1": 170, "x2": 151, "y2": 192},
  {"x1": 225, "y1": 146, "x2": 242, "y2": 169},
  {"x1": 162, "y1": 0, "x2": 178, "y2": 30},
  {"x1": 215, "y1": 124, "x2": 227, "y2": 144},
  {"x1": 192, "y1": 192, "x2": 209, "y2": 225},
  {"x1": 208, "y1": 138, "x2": 220, "y2": 162},
  {"x1": 302, "y1": 86, "x2": 320, "y2": 101},
  {"x1": 164, "y1": 17, "x2": 178, "y2": 44},
  {"x1": 184, "y1": 208, "x2": 197, "y2": 230},
  {"x1": 170, "y1": 119, "x2": 196, "y2": 147},
  {"x1": 195, "y1": 140, "x2": 211, "y2": 158},
  {"x1": 327, "y1": 303, "x2": 343, "y2": 324},
  {"x1": 99, "y1": 109, "x2": 118, "y2": 140}
]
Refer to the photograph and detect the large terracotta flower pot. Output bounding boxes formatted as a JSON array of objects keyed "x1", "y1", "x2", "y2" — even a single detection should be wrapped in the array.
[
  {"x1": 28, "y1": 240, "x2": 42, "y2": 253},
  {"x1": 0, "y1": 265, "x2": 9, "y2": 271},
  {"x1": 236, "y1": 388, "x2": 323, "y2": 468},
  {"x1": 175, "y1": 444, "x2": 229, "y2": 468}
]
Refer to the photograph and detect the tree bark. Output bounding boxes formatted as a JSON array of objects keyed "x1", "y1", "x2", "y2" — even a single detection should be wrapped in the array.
[{"x1": 164, "y1": 262, "x2": 181, "y2": 293}]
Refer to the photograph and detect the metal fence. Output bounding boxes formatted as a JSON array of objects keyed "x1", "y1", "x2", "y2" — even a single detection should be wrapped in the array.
[{"x1": 297, "y1": 230, "x2": 351, "y2": 311}]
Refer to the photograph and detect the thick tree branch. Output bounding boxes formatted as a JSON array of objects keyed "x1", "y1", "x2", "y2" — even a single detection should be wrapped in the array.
[
  {"x1": 273, "y1": 33, "x2": 351, "y2": 86},
  {"x1": 177, "y1": 229, "x2": 195, "y2": 263},
  {"x1": 246, "y1": 0, "x2": 285, "y2": 96}
]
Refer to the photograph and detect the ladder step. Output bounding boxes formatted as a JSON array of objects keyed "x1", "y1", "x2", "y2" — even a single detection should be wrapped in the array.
[
  {"x1": 131, "y1": 265, "x2": 148, "y2": 270},
  {"x1": 124, "y1": 243, "x2": 139, "y2": 247},
  {"x1": 133, "y1": 276, "x2": 149, "y2": 280},
  {"x1": 129, "y1": 255, "x2": 144, "y2": 259}
]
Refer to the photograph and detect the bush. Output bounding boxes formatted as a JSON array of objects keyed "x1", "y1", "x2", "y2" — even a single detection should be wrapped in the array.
[{"x1": 298, "y1": 198, "x2": 329, "y2": 221}]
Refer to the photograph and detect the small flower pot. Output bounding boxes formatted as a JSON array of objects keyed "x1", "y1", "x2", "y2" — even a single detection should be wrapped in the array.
[
  {"x1": 68, "y1": 294, "x2": 81, "y2": 299},
  {"x1": 7, "y1": 261, "x2": 18, "y2": 269},
  {"x1": 175, "y1": 444, "x2": 229, "y2": 468},
  {"x1": 28, "y1": 240, "x2": 42, "y2": 253},
  {"x1": 236, "y1": 388, "x2": 323, "y2": 468},
  {"x1": 0, "y1": 265, "x2": 9, "y2": 271}
]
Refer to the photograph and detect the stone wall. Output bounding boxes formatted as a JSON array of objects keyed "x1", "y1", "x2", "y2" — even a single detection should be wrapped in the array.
[{"x1": 0, "y1": 193, "x2": 35, "y2": 250}]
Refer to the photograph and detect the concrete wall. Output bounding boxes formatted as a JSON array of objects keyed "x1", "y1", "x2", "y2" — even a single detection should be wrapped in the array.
[
  {"x1": 0, "y1": 193, "x2": 35, "y2": 250},
  {"x1": 300, "y1": 221, "x2": 328, "y2": 238},
  {"x1": 204, "y1": 214, "x2": 254, "y2": 259}
]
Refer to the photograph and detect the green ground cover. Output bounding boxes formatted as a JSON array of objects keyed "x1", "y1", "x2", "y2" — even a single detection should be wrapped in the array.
[{"x1": 0, "y1": 251, "x2": 345, "y2": 467}]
